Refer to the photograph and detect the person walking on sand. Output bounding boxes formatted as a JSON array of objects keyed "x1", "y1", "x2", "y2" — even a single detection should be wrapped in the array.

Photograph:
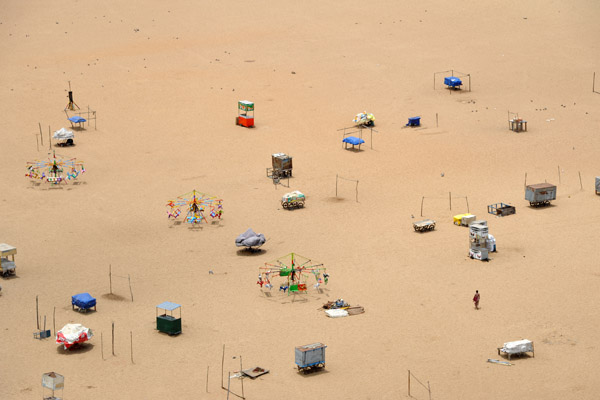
[{"x1": 473, "y1": 290, "x2": 480, "y2": 310}]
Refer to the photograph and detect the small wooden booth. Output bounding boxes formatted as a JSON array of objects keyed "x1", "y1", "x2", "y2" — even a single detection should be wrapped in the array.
[
  {"x1": 0, "y1": 243, "x2": 17, "y2": 277},
  {"x1": 267, "y1": 153, "x2": 293, "y2": 178},
  {"x1": 42, "y1": 371, "x2": 64, "y2": 400},
  {"x1": 236, "y1": 100, "x2": 255, "y2": 128},
  {"x1": 156, "y1": 301, "x2": 182, "y2": 335}
]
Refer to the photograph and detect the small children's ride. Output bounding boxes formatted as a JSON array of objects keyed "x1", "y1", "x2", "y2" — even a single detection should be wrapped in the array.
[
  {"x1": 413, "y1": 219, "x2": 436, "y2": 232},
  {"x1": 282, "y1": 190, "x2": 305, "y2": 209}
]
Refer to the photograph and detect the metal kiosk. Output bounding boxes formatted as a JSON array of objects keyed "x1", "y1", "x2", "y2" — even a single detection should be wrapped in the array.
[
  {"x1": 156, "y1": 301, "x2": 182, "y2": 335},
  {"x1": 0, "y1": 243, "x2": 17, "y2": 277},
  {"x1": 236, "y1": 100, "x2": 255, "y2": 128}
]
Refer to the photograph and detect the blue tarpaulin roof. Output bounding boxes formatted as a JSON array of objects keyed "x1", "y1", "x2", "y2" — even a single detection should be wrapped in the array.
[
  {"x1": 68, "y1": 116, "x2": 86, "y2": 123},
  {"x1": 156, "y1": 301, "x2": 181, "y2": 311},
  {"x1": 444, "y1": 77, "x2": 462, "y2": 87},
  {"x1": 342, "y1": 136, "x2": 365, "y2": 145},
  {"x1": 72, "y1": 292, "x2": 96, "y2": 309}
]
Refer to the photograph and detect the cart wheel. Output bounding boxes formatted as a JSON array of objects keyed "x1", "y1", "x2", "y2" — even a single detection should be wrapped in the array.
[{"x1": 298, "y1": 202, "x2": 304, "y2": 207}]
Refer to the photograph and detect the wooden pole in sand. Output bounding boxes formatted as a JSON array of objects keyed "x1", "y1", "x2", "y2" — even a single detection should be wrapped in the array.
[
  {"x1": 128, "y1": 274, "x2": 134, "y2": 302},
  {"x1": 221, "y1": 344, "x2": 225, "y2": 389},
  {"x1": 53, "y1": 307, "x2": 56, "y2": 334},
  {"x1": 39, "y1": 123, "x2": 43, "y2": 146},
  {"x1": 206, "y1": 366, "x2": 209, "y2": 393},
  {"x1": 36, "y1": 134, "x2": 39, "y2": 152},
  {"x1": 130, "y1": 331, "x2": 134, "y2": 364},
  {"x1": 428, "y1": 381, "x2": 432, "y2": 400},
  {"x1": 112, "y1": 322, "x2": 115, "y2": 356},
  {"x1": 579, "y1": 171, "x2": 583, "y2": 190},
  {"x1": 36, "y1": 296, "x2": 39, "y2": 330},
  {"x1": 101, "y1": 332, "x2": 104, "y2": 360},
  {"x1": 436, "y1": 113, "x2": 438, "y2": 128},
  {"x1": 524, "y1": 172, "x2": 527, "y2": 188},
  {"x1": 355, "y1": 180, "x2": 359, "y2": 202},
  {"x1": 335, "y1": 174, "x2": 338, "y2": 197},
  {"x1": 48, "y1": 125, "x2": 51, "y2": 150},
  {"x1": 420, "y1": 196, "x2": 424, "y2": 217},
  {"x1": 408, "y1": 370, "x2": 411, "y2": 396},
  {"x1": 466, "y1": 196, "x2": 470, "y2": 213},
  {"x1": 239, "y1": 356, "x2": 244, "y2": 398},
  {"x1": 109, "y1": 264, "x2": 112, "y2": 294},
  {"x1": 226, "y1": 372, "x2": 231, "y2": 400},
  {"x1": 558, "y1": 166, "x2": 561, "y2": 184},
  {"x1": 449, "y1": 192, "x2": 452, "y2": 210},
  {"x1": 594, "y1": 72, "x2": 596, "y2": 93}
]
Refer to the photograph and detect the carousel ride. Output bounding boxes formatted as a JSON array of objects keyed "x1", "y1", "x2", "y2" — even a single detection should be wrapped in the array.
[
  {"x1": 166, "y1": 189, "x2": 223, "y2": 225},
  {"x1": 257, "y1": 252, "x2": 329, "y2": 295},
  {"x1": 25, "y1": 151, "x2": 85, "y2": 185}
]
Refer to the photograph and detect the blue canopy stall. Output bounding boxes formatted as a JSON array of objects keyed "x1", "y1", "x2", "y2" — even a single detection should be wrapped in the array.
[
  {"x1": 444, "y1": 76, "x2": 462, "y2": 89},
  {"x1": 68, "y1": 116, "x2": 87, "y2": 129},
  {"x1": 71, "y1": 292, "x2": 97, "y2": 312},
  {"x1": 342, "y1": 136, "x2": 365, "y2": 151},
  {"x1": 406, "y1": 116, "x2": 421, "y2": 127}
]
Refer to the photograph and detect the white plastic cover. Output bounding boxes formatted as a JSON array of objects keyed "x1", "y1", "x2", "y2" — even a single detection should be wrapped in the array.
[
  {"x1": 53, "y1": 128, "x2": 74, "y2": 139},
  {"x1": 502, "y1": 339, "x2": 533, "y2": 354},
  {"x1": 282, "y1": 190, "x2": 305, "y2": 202},
  {"x1": 325, "y1": 309, "x2": 349, "y2": 318}
]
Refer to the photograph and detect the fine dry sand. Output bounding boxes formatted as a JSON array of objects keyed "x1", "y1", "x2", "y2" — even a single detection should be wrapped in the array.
[{"x1": 1, "y1": 1, "x2": 600, "y2": 399}]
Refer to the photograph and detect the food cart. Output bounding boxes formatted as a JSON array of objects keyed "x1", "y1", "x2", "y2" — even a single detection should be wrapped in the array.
[
  {"x1": 525, "y1": 183, "x2": 556, "y2": 206},
  {"x1": 413, "y1": 219, "x2": 436, "y2": 232},
  {"x1": 0, "y1": 243, "x2": 17, "y2": 277},
  {"x1": 267, "y1": 153, "x2": 293, "y2": 178},
  {"x1": 236, "y1": 100, "x2": 255, "y2": 128},
  {"x1": 295, "y1": 342, "x2": 326, "y2": 373}
]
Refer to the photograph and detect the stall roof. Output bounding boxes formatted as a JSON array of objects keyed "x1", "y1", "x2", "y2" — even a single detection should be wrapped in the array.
[
  {"x1": 343, "y1": 136, "x2": 365, "y2": 146},
  {"x1": 156, "y1": 301, "x2": 181, "y2": 311},
  {"x1": 68, "y1": 116, "x2": 86, "y2": 123},
  {"x1": 0, "y1": 243, "x2": 16, "y2": 256}
]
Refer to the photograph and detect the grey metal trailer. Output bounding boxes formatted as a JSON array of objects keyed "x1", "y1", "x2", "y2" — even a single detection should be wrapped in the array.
[
  {"x1": 525, "y1": 183, "x2": 556, "y2": 207},
  {"x1": 295, "y1": 343, "x2": 326, "y2": 373}
]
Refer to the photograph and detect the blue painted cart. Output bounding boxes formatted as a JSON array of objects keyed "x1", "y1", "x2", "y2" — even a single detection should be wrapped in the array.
[
  {"x1": 72, "y1": 292, "x2": 97, "y2": 312},
  {"x1": 295, "y1": 343, "x2": 326, "y2": 373},
  {"x1": 406, "y1": 116, "x2": 421, "y2": 127}
]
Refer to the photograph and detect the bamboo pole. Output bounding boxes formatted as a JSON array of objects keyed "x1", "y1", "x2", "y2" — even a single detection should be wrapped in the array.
[
  {"x1": 39, "y1": 123, "x2": 43, "y2": 146},
  {"x1": 206, "y1": 366, "x2": 209, "y2": 393},
  {"x1": 112, "y1": 322, "x2": 115, "y2": 356},
  {"x1": 53, "y1": 307, "x2": 56, "y2": 334},
  {"x1": 579, "y1": 171, "x2": 583, "y2": 190},
  {"x1": 101, "y1": 332, "x2": 104, "y2": 360},
  {"x1": 48, "y1": 125, "x2": 51, "y2": 150},
  {"x1": 355, "y1": 180, "x2": 359, "y2": 202},
  {"x1": 420, "y1": 196, "x2": 424, "y2": 217},
  {"x1": 466, "y1": 196, "x2": 470, "y2": 213},
  {"x1": 109, "y1": 264, "x2": 112, "y2": 294},
  {"x1": 428, "y1": 381, "x2": 432, "y2": 400},
  {"x1": 130, "y1": 331, "x2": 134, "y2": 364},
  {"x1": 335, "y1": 174, "x2": 338, "y2": 197},
  {"x1": 408, "y1": 370, "x2": 411, "y2": 396},
  {"x1": 558, "y1": 166, "x2": 561, "y2": 184},
  {"x1": 221, "y1": 344, "x2": 225, "y2": 388},
  {"x1": 436, "y1": 113, "x2": 438, "y2": 127},
  {"x1": 524, "y1": 172, "x2": 527, "y2": 188},
  {"x1": 449, "y1": 192, "x2": 452, "y2": 210},
  {"x1": 226, "y1": 372, "x2": 231, "y2": 400},
  {"x1": 36, "y1": 296, "x2": 39, "y2": 330},
  {"x1": 239, "y1": 356, "x2": 244, "y2": 398},
  {"x1": 128, "y1": 274, "x2": 134, "y2": 302}
]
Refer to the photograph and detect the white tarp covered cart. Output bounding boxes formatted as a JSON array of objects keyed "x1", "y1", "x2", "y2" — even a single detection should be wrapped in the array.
[
  {"x1": 53, "y1": 127, "x2": 75, "y2": 146},
  {"x1": 56, "y1": 323, "x2": 93, "y2": 349},
  {"x1": 497, "y1": 339, "x2": 534, "y2": 360}
]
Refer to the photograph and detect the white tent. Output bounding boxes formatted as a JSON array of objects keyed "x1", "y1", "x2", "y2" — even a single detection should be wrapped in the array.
[{"x1": 53, "y1": 127, "x2": 74, "y2": 140}]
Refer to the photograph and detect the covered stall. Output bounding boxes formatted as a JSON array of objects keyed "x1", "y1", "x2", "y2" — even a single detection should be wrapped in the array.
[
  {"x1": 444, "y1": 76, "x2": 462, "y2": 89},
  {"x1": 342, "y1": 136, "x2": 365, "y2": 150},
  {"x1": 236, "y1": 228, "x2": 266, "y2": 251},
  {"x1": 497, "y1": 339, "x2": 534, "y2": 360},
  {"x1": 236, "y1": 100, "x2": 255, "y2": 127},
  {"x1": 406, "y1": 116, "x2": 421, "y2": 127},
  {"x1": 42, "y1": 372, "x2": 64, "y2": 400},
  {"x1": 156, "y1": 301, "x2": 182, "y2": 335},
  {"x1": 0, "y1": 243, "x2": 17, "y2": 277},
  {"x1": 68, "y1": 115, "x2": 86, "y2": 129},
  {"x1": 56, "y1": 323, "x2": 93, "y2": 349},
  {"x1": 295, "y1": 343, "x2": 327, "y2": 373},
  {"x1": 53, "y1": 127, "x2": 74, "y2": 146},
  {"x1": 71, "y1": 292, "x2": 97, "y2": 312}
]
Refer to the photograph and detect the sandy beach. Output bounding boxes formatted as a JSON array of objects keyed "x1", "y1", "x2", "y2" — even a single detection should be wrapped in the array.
[{"x1": 1, "y1": 1, "x2": 600, "y2": 398}]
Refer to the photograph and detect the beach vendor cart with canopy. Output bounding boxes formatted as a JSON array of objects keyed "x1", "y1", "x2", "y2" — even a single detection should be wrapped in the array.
[
  {"x1": 56, "y1": 323, "x2": 93, "y2": 349},
  {"x1": 156, "y1": 301, "x2": 182, "y2": 335},
  {"x1": 71, "y1": 292, "x2": 97, "y2": 312},
  {"x1": 0, "y1": 243, "x2": 17, "y2": 277},
  {"x1": 236, "y1": 100, "x2": 255, "y2": 127},
  {"x1": 42, "y1": 372, "x2": 64, "y2": 400}
]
